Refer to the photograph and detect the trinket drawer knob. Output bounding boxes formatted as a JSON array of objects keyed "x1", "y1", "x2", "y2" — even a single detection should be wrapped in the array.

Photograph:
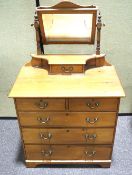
[{"x1": 61, "y1": 66, "x2": 73, "y2": 73}]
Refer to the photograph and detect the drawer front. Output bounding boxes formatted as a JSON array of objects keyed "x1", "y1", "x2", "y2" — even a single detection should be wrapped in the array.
[
  {"x1": 19, "y1": 112, "x2": 117, "y2": 127},
  {"x1": 50, "y1": 65, "x2": 83, "y2": 74},
  {"x1": 25, "y1": 145, "x2": 112, "y2": 160},
  {"x1": 22, "y1": 128, "x2": 114, "y2": 144},
  {"x1": 16, "y1": 98, "x2": 65, "y2": 111},
  {"x1": 69, "y1": 98, "x2": 119, "y2": 111}
]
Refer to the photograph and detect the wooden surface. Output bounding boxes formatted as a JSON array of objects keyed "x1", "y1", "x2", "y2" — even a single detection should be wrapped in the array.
[
  {"x1": 15, "y1": 96, "x2": 117, "y2": 168},
  {"x1": 31, "y1": 54, "x2": 105, "y2": 64},
  {"x1": 9, "y1": 63, "x2": 125, "y2": 98},
  {"x1": 25, "y1": 161, "x2": 111, "y2": 168},
  {"x1": 50, "y1": 64, "x2": 84, "y2": 74},
  {"x1": 37, "y1": 1, "x2": 97, "y2": 44},
  {"x1": 69, "y1": 98, "x2": 118, "y2": 111},
  {"x1": 31, "y1": 54, "x2": 107, "y2": 74},
  {"x1": 22, "y1": 128, "x2": 114, "y2": 144},
  {"x1": 10, "y1": 57, "x2": 124, "y2": 168},
  {"x1": 7, "y1": 0, "x2": 125, "y2": 168},
  {"x1": 15, "y1": 98, "x2": 118, "y2": 111},
  {"x1": 25, "y1": 145, "x2": 112, "y2": 161},
  {"x1": 18, "y1": 112, "x2": 117, "y2": 127},
  {"x1": 15, "y1": 98, "x2": 65, "y2": 111},
  {"x1": 39, "y1": 1, "x2": 97, "y2": 9}
]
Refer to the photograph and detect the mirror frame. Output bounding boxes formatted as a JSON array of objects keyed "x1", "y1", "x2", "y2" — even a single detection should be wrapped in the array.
[{"x1": 36, "y1": 2, "x2": 98, "y2": 44}]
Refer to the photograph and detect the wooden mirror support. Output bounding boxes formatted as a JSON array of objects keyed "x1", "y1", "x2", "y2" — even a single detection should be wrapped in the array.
[
  {"x1": 32, "y1": 14, "x2": 44, "y2": 54},
  {"x1": 31, "y1": 1, "x2": 105, "y2": 74},
  {"x1": 32, "y1": 1, "x2": 104, "y2": 55},
  {"x1": 96, "y1": 12, "x2": 103, "y2": 55}
]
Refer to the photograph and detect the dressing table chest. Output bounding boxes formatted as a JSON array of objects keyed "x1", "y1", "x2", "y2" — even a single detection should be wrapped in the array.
[{"x1": 9, "y1": 1, "x2": 125, "y2": 168}]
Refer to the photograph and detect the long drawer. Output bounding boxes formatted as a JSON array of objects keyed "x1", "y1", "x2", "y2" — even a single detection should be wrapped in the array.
[
  {"x1": 16, "y1": 98, "x2": 65, "y2": 111},
  {"x1": 25, "y1": 145, "x2": 112, "y2": 160},
  {"x1": 19, "y1": 112, "x2": 117, "y2": 127},
  {"x1": 69, "y1": 98, "x2": 119, "y2": 111},
  {"x1": 22, "y1": 128, "x2": 114, "y2": 144}
]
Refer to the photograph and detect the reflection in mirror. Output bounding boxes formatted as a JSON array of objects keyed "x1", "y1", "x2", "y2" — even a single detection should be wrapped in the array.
[{"x1": 42, "y1": 14, "x2": 93, "y2": 42}]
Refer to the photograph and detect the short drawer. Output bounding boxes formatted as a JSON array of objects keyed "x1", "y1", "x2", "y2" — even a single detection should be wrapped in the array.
[
  {"x1": 25, "y1": 145, "x2": 112, "y2": 161},
  {"x1": 19, "y1": 112, "x2": 117, "y2": 127},
  {"x1": 50, "y1": 64, "x2": 83, "y2": 74},
  {"x1": 22, "y1": 128, "x2": 114, "y2": 144},
  {"x1": 15, "y1": 98, "x2": 65, "y2": 111},
  {"x1": 69, "y1": 98, "x2": 119, "y2": 111}
]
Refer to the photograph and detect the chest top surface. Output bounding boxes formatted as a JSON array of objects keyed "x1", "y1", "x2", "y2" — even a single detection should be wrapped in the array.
[{"x1": 9, "y1": 62, "x2": 125, "y2": 98}]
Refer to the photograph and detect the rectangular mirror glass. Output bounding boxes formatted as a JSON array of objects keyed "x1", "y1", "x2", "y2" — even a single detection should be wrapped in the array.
[{"x1": 42, "y1": 14, "x2": 93, "y2": 43}]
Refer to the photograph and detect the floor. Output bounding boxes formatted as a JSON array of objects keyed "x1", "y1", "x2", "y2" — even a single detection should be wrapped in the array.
[{"x1": 0, "y1": 116, "x2": 132, "y2": 175}]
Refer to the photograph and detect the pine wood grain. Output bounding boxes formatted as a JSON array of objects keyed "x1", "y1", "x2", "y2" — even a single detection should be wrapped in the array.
[
  {"x1": 69, "y1": 98, "x2": 119, "y2": 111},
  {"x1": 16, "y1": 98, "x2": 65, "y2": 111},
  {"x1": 25, "y1": 145, "x2": 112, "y2": 161},
  {"x1": 8, "y1": 64, "x2": 125, "y2": 98},
  {"x1": 18, "y1": 112, "x2": 117, "y2": 128},
  {"x1": 31, "y1": 54, "x2": 105, "y2": 64},
  {"x1": 22, "y1": 128, "x2": 114, "y2": 144}
]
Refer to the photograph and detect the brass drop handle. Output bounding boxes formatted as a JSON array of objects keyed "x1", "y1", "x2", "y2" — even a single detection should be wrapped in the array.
[
  {"x1": 86, "y1": 117, "x2": 98, "y2": 124},
  {"x1": 86, "y1": 102, "x2": 99, "y2": 109},
  {"x1": 61, "y1": 66, "x2": 73, "y2": 73},
  {"x1": 37, "y1": 117, "x2": 50, "y2": 124},
  {"x1": 85, "y1": 150, "x2": 96, "y2": 157},
  {"x1": 85, "y1": 134, "x2": 96, "y2": 140},
  {"x1": 40, "y1": 132, "x2": 52, "y2": 140},
  {"x1": 36, "y1": 100, "x2": 48, "y2": 109},
  {"x1": 41, "y1": 150, "x2": 52, "y2": 157}
]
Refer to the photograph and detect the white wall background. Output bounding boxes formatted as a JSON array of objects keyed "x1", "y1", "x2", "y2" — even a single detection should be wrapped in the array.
[{"x1": 0, "y1": 0, "x2": 132, "y2": 117}]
